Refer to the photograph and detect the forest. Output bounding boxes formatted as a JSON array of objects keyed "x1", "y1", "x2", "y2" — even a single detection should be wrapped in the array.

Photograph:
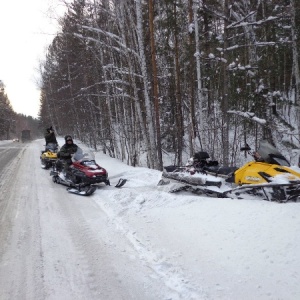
[
  {"x1": 0, "y1": 81, "x2": 40, "y2": 141},
  {"x1": 36, "y1": 0, "x2": 300, "y2": 169}
]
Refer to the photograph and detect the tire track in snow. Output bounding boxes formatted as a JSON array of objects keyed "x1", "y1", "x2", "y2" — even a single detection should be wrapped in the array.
[
  {"x1": 54, "y1": 197, "x2": 151, "y2": 299},
  {"x1": 0, "y1": 145, "x2": 27, "y2": 219},
  {"x1": 95, "y1": 187, "x2": 208, "y2": 300},
  {"x1": 0, "y1": 144, "x2": 47, "y2": 300},
  {"x1": 63, "y1": 194, "x2": 174, "y2": 299}
]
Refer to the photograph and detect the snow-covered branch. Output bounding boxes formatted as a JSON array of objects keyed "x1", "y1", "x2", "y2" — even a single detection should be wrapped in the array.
[
  {"x1": 228, "y1": 110, "x2": 267, "y2": 125},
  {"x1": 227, "y1": 16, "x2": 278, "y2": 29}
]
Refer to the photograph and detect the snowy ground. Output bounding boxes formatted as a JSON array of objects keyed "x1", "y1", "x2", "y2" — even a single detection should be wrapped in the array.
[{"x1": 1, "y1": 138, "x2": 300, "y2": 300}]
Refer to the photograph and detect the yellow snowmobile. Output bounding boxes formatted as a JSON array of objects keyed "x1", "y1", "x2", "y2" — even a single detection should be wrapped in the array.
[
  {"x1": 159, "y1": 140, "x2": 300, "y2": 202},
  {"x1": 40, "y1": 143, "x2": 59, "y2": 169}
]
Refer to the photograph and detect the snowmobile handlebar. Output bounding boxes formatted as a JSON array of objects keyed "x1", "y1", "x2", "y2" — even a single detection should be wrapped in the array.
[
  {"x1": 240, "y1": 146, "x2": 251, "y2": 151},
  {"x1": 240, "y1": 145, "x2": 263, "y2": 161}
]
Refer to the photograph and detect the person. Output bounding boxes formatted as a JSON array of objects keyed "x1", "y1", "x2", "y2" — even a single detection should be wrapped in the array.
[
  {"x1": 57, "y1": 135, "x2": 78, "y2": 180},
  {"x1": 44, "y1": 126, "x2": 58, "y2": 151}
]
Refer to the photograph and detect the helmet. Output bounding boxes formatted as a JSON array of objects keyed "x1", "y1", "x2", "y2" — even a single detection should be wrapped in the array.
[{"x1": 65, "y1": 135, "x2": 73, "y2": 142}]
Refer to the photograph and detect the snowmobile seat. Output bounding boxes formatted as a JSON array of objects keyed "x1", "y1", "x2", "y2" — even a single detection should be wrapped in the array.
[
  {"x1": 193, "y1": 152, "x2": 219, "y2": 169},
  {"x1": 194, "y1": 151, "x2": 210, "y2": 162},
  {"x1": 193, "y1": 152, "x2": 211, "y2": 168},
  {"x1": 207, "y1": 160, "x2": 219, "y2": 166},
  {"x1": 204, "y1": 165, "x2": 238, "y2": 177},
  {"x1": 164, "y1": 165, "x2": 181, "y2": 172}
]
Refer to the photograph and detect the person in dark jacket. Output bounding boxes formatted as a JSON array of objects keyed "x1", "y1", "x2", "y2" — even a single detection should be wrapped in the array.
[
  {"x1": 44, "y1": 126, "x2": 58, "y2": 150},
  {"x1": 57, "y1": 135, "x2": 78, "y2": 179}
]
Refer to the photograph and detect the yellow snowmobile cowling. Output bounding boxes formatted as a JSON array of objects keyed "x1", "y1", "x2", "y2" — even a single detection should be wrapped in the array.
[
  {"x1": 41, "y1": 150, "x2": 57, "y2": 160},
  {"x1": 234, "y1": 161, "x2": 300, "y2": 185},
  {"x1": 40, "y1": 143, "x2": 59, "y2": 169}
]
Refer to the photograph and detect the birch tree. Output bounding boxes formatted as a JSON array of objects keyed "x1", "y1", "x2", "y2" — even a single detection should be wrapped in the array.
[
  {"x1": 135, "y1": 0, "x2": 158, "y2": 169},
  {"x1": 149, "y1": 0, "x2": 163, "y2": 170},
  {"x1": 192, "y1": 0, "x2": 203, "y2": 149}
]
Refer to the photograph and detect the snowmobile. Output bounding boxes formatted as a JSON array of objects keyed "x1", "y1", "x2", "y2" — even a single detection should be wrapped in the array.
[
  {"x1": 40, "y1": 143, "x2": 59, "y2": 169},
  {"x1": 50, "y1": 147, "x2": 126, "y2": 196},
  {"x1": 158, "y1": 140, "x2": 300, "y2": 202}
]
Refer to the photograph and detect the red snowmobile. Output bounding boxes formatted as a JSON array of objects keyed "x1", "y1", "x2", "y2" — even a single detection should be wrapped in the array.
[{"x1": 50, "y1": 147, "x2": 126, "y2": 196}]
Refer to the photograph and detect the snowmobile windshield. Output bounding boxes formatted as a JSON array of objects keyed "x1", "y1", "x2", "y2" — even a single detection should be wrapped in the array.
[
  {"x1": 257, "y1": 140, "x2": 290, "y2": 167},
  {"x1": 46, "y1": 143, "x2": 58, "y2": 152},
  {"x1": 72, "y1": 147, "x2": 95, "y2": 162}
]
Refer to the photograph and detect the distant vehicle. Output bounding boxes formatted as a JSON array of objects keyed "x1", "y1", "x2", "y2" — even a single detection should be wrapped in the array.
[
  {"x1": 13, "y1": 138, "x2": 19, "y2": 142},
  {"x1": 21, "y1": 130, "x2": 31, "y2": 143}
]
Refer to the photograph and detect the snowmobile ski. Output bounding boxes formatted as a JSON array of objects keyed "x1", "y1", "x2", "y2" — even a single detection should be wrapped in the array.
[
  {"x1": 67, "y1": 185, "x2": 97, "y2": 196},
  {"x1": 115, "y1": 178, "x2": 127, "y2": 188}
]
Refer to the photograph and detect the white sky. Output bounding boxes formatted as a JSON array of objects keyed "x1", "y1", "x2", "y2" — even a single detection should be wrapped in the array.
[{"x1": 0, "y1": 0, "x2": 67, "y2": 118}]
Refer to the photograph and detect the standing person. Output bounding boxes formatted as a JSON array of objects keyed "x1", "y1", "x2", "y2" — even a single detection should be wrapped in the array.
[
  {"x1": 57, "y1": 135, "x2": 78, "y2": 179},
  {"x1": 44, "y1": 126, "x2": 58, "y2": 150}
]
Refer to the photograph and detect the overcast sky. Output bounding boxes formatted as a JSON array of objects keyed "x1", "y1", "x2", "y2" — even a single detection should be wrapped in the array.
[{"x1": 0, "y1": 0, "x2": 67, "y2": 118}]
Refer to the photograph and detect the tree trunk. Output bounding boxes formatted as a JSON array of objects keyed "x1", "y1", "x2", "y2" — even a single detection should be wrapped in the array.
[
  {"x1": 149, "y1": 0, "x2": 163, "y2": 170},
  {"x1": 192, "y1": 0, "x2": 203, "y2": 150},
  {"x1": 222, "y1": 0, "x2": 230, "y2": 165},
  {"x1": 117, "y1": 1, "x2": 153, "y2": 167},
  {"x1": 173, "y1": 2, "x2": 183, "y2": 166},
  {"x1": 135, "y1": 0, "x2": 158, "y2": 169},
  {"x1": 188, "y1": 0, "x2": 196, "y2": 156}
]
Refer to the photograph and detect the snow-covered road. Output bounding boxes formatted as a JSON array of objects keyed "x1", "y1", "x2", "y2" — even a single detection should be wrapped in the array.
[
  {"x1": 0, "y1": 141, "x2": 181, "y2": 300},
  {"x1": 1, "y1": 139, "x2": 300, "y2": 300}
]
